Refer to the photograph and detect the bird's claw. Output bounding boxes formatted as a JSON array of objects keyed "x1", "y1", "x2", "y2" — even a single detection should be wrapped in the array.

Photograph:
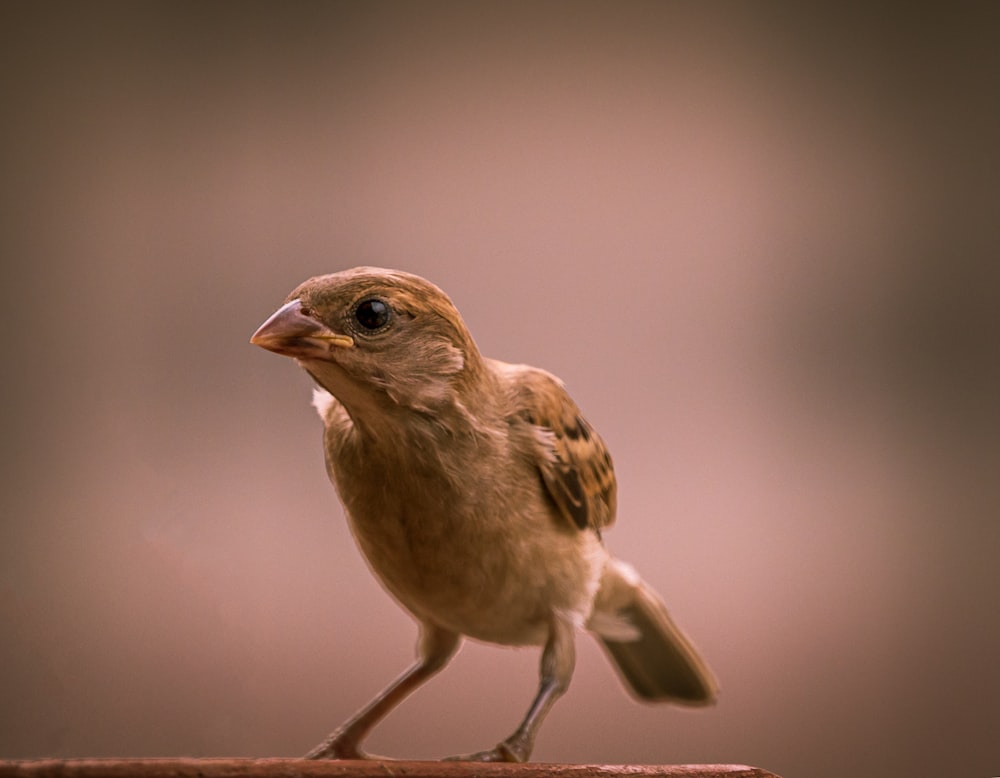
[
  {"x1": 443, "y1": 740, "x2": 524, "y2": 763},
  {"x1": 304, "y1": 735, "x2": 369, "y2": 760}
]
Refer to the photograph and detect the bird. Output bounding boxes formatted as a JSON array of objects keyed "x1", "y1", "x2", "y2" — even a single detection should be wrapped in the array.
[{"x1": 250, "y1": 266, "x2": 718, "y2": 762}]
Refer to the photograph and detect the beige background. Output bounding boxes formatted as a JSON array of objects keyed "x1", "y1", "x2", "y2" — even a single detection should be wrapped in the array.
[{"x1": 1, "y1": 4, "x2": 998, "y2": 778}]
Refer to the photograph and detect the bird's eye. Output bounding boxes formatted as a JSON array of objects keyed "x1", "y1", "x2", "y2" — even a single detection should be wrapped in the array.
[{"x1": 354, "y1": 298, "x2": 391, "y2": 331}]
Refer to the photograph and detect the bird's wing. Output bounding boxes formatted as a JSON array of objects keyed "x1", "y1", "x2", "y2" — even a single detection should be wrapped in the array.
[{"x1": 505, "y1": 363, "x2": 617, "y2": 533}]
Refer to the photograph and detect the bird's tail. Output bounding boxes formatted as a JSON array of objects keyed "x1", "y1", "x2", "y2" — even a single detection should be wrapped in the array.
[{"x1": 587, "y1": 558, "x2": 719, "y2": 705}]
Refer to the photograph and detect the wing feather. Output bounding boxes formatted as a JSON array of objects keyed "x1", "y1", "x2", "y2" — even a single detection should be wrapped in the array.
[{"x1": 505, "y1": 364, "x2": 617, "y2": 533}]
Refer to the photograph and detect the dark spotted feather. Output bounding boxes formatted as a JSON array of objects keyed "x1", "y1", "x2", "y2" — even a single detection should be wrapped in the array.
[{"x1": 506, "y1": 365, "x2": 617, "y2": 533}]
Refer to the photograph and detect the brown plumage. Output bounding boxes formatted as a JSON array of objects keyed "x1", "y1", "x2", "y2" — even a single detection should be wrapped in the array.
[{"x1": 251, "y1": 266, "x2": 717, "y2": 762}]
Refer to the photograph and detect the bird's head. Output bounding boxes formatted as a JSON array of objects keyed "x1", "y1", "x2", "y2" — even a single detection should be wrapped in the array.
[{"x1": 251, "y1": 267, "x2": 485, "y2": 415}]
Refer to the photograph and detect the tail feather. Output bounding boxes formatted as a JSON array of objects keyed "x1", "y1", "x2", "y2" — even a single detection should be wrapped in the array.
[{"x1": 589, "y1": 559, "x2": 718, "y2": 705}]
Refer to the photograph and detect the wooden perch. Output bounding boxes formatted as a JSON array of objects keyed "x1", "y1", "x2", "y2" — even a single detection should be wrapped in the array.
[{"x1": 0, "y1": 759, "x2": 780, "y2": 778}]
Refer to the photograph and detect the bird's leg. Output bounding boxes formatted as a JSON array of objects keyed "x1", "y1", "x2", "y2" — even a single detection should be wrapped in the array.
[
  {"x1": 446, "y1": 615, "x2": 576, "y2": 762},
  {"x1": 306, "y1": 624, "x2": 461, "y2": 759}
]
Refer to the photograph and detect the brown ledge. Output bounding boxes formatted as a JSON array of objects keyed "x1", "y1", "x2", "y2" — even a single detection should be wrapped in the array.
[{"x1": 0, "y1": 760, "x2": 780, "y2": 778}]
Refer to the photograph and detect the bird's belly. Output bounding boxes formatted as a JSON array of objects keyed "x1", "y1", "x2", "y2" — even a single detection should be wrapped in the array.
[{"x1": 345, "y1": 503, "x2": 605, "y2": 646}]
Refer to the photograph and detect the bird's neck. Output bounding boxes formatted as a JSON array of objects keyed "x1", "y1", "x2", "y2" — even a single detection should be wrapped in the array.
[{"x1": 303, "y1": 354, "x2": 502, "y2": 445}]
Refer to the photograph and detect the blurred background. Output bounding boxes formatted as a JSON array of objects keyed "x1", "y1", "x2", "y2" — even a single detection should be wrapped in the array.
[{"x1": 1, "y1": 3, "x2": 997, "y2": 777}]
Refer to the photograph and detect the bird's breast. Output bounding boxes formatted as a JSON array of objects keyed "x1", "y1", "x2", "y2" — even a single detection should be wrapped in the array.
[{"x1": 327, "y1": 436, "x2": 604, "y2": 645}]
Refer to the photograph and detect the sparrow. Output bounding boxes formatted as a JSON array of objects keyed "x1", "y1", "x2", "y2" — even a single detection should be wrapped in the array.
[{"x1": 250, "y1": 267, "x2": 718, "y2": 762}]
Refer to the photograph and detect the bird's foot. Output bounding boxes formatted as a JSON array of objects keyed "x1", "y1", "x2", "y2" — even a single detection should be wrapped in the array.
[
  {"x1": 304, "y1": 733, "x2": 373, "y2": 760},
  {"x1": 444, "y1": 739, "x2": 527, "y2": 763}
]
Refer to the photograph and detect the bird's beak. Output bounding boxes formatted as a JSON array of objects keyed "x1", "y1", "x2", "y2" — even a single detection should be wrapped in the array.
[{"x1": 250, "y1": 299, "x2": 354, "y2": 357}]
